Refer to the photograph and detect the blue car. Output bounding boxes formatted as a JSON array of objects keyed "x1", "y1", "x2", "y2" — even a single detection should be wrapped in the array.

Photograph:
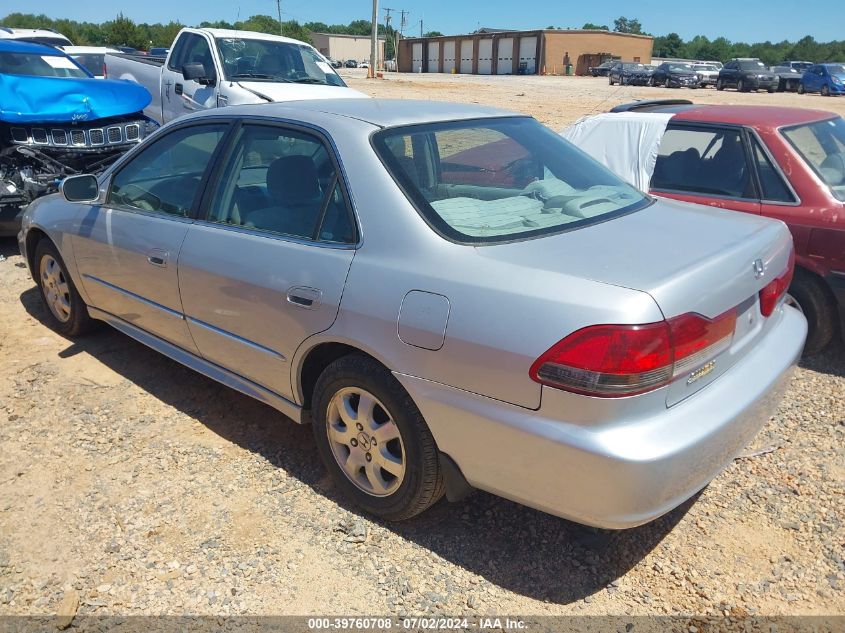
[
  {"x1": 0, "y1": 40, "x2": 156, "y2": 234},
  {"x1": 798, "y1": 63, "x2": 845, "y2": 96}
]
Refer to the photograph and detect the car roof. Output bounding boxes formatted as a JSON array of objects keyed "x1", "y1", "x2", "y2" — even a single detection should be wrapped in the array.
[
  {"x1": 0, "y1": 39, "x2": 65, "y2": 55},
  {"x1": 614, "y1": 101, "x2": 836, "y2": 128},
  {"x1": 61, "y1": 46, "x2": 119, "y2": 54},
  {"x1": 209, "y1": 98, "x2": 522, "y2": 129},
  {"x1": 195, "y1": 28, "x2": 311, "y2": 47}
]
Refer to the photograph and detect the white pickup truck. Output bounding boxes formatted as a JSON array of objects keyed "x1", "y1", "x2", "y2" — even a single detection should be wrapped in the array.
[{"x1": 104, "y1": 28, "x2": 367, "y2": 124}]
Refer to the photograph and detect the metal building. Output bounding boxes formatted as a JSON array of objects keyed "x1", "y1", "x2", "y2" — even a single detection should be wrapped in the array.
[
  {"x1": 310, "y1": 32, "x2": 386, "y2": 65},
  {"x1": 398, "y1": 28, "x2": 653, "y2": 75}
]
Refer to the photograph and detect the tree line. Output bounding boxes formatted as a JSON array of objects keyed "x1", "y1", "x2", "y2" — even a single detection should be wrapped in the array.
[
  {"x1": 3, "y1": 12, "x2": 843, "y2": 66},
  {"x1": 0, "y1": 12, "x2": 399, "y2": 58}
]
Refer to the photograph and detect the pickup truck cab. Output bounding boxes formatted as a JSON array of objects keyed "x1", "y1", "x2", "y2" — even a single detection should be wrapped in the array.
[{"x1": 105, "y1": 28, "x2": 366, "y2": 124}]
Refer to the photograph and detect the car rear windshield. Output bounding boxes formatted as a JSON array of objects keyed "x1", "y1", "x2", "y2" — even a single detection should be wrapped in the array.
[
  {"x1": 70, "y1": 54, "x2": 105, "y2": 75},
  {"x1": 782, "y1": 117, "x2": 845, "y2": 202},
  {"x1": 215, "y1": 37, "x2": 346, "y2": 87},
  {"x1": 0, "y1": 51, "x2": 88, "y2": 78},
  {"x1": 372, "y1": 117, "x2": 650, "y2": 244}
]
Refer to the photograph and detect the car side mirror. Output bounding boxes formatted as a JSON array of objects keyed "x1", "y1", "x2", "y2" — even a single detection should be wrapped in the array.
[
  {"x1": 182, "y1": 63, "x2": 215, "y2": 85},
  {"x1": 61, "y1": 175, "x2": 99, "y2": 203}
]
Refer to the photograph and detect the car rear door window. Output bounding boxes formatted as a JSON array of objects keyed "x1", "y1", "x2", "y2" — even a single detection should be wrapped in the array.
[
  {"x1": 107, "y1": 124, "x2": 227, "y2": 216},
  {"x1": 749, "y1": 136, "x2": 795, "y2": 203},
  {"x1": 652, "y1": 126, "x2": 755, "y2": 199},
  {"x1": 207, "y1": 124, "x2": 355, "y2": 243}
]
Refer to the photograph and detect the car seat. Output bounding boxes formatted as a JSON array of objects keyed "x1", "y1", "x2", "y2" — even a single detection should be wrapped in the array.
[{"x1": 244, "y1": 155, "x2": 323, "y2": 238}]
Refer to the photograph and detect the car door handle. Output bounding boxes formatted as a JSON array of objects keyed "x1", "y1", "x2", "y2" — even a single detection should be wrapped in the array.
[
  {"x1": 175, "y1": 83, "x2": 183, "y2": 95},
  {"x1": 146, "y1": 249, "x2": 169, "y2": 268},
  {"x1": 286, "y1": 286, "x2": 322, "y2": 310}
]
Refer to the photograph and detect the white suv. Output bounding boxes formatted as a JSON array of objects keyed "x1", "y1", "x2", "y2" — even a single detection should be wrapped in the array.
[{"x1": 0, "y1": 27, "x2": 73, "y2": 47}]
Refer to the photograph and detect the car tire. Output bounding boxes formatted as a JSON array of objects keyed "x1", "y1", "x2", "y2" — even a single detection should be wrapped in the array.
[
  {"x1": 716, "y1": 79, "x2": 724, "y2": 91},
  {"x1": 648, "y1": 77, "x2": 656, "y2": 87},
  {"x1": 786, "y1": 269, "x2": 836, "y2": 355},
  {"x1": 34, "y1": 239, "x2": 94, "y2": 337},
  {"x1": 608, "y1": 76, "x2": 614, "y2": 85},
  {"x1": 311, "y1": 354, "x2": 445, "y2": 521},
  {"x1": 737, "y1": 79, "x2": 746, "y2": 92},
  {"x1": 768, "y1": 87, "x2": 776, "y2": 93},
  {"x1": 821, "y1": 85, "x2": 830, "y2": 97},
  {"x1": 797, "y1": 83, "x2": 805, "y2": 94}
]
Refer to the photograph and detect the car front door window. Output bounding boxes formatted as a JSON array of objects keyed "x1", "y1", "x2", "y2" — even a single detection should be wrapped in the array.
[{"x1": 107, "y1": 124, "x2": 227, "y2": 217}]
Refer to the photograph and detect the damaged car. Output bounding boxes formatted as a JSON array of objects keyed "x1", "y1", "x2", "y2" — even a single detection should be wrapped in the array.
[{"x1": 1, "y1": 40, "x2": 156, "y2": 235}]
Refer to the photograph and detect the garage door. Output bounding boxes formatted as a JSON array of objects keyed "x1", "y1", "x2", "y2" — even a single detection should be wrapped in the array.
[
  {"x1": 478, "y1": 38, "x2": 493, "y2": 74},
  {"x1": 518, "y1": 36, "x2": 537, "y2": 74},
  {"x1": 460, "y1": 40, "x2": 473, "y2": 74},
  {"x1": 497, "y1": 38, "x2": 513, "y2": 74},
  {"x1": 412, "y1": 42, "x2": 423, "y2": 72},
  {"x1": 427, "y1": 42, "x2": 440, "y2": 73},
  {"x1": 443, "y1": 41, "x2": 456, "y2": 73}
]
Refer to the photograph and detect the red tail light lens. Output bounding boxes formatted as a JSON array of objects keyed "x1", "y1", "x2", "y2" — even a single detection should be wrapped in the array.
[
  {"x1": 530, "y1": 310, "x2": 737, "y2": 398},
  {"x1": 759, "y1": 249, "x2": 795, "y2": 317}
]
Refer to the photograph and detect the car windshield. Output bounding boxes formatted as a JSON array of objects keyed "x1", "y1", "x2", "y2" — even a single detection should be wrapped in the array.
[
  {"x1": 791, "y1": 62, "x2": 812, "y2": 71},
  {"x1": 373, "y1": 117, "x2": 650, "y2": 244},
  {"x1": 0, "y1": 51, "x2": 89, "y2": 78},
  {"x1": 738, "y1": 60, "x2": 767, "y2": 70},
  {"x1": 693, "y1": 64, "x2": 716, "y2": 71},
  {"x1": 667, "y1": 63, "x2": 693, "y2": 72},
  {"x1": 215, "y1": 37, "x2": 346, "y2": 86},
  {"x1": 825, "y1": 64, "x2": 845, "y2": 74},
  {"x1": 782, "y1": 117, "x2": 845, "y2": 201}
]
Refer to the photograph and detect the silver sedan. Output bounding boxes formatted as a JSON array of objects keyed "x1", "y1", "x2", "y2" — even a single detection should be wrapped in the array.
[{"x1": 17, "y1": 99, "x2": 806, "y2": 528}]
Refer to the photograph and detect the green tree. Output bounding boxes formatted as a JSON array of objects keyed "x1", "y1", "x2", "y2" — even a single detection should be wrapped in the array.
[
  {"x1": 424, "y1": 31, "x2": 444, "y2": 37},
  {"x1": 653, "y1": 32, "x2": 685, "y2": 58},
  {"x1": 582, "y1": 22, "x2": 609, "y2": 30},
  {"x1": 613, "y1": 16, "x2": 644, "y2": 35},
  {"x1": 102, "y1": 13, "x2": 146, "y2": 49}
]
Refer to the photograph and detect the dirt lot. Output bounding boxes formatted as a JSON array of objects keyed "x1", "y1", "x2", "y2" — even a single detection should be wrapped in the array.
[{"x1": 0, "y1": 73, "x2": 843, "y2": 623}]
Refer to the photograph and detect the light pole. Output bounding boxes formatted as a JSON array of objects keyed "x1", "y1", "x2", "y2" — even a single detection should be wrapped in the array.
[
  {"x1": 276, "y1": 0, "x2": 283, "y2": 36},
  {"x1": 370, "y1": 0, "x2": 379, "y2": 77}
]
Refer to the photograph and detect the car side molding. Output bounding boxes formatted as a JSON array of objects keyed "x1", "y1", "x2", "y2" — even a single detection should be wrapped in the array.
[{"x1": 88, "y1": 306, "x2": 305, "y2": 423}]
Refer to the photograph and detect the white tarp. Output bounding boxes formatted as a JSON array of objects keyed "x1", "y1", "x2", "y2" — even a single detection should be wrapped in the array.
[{"x1": 561, "y1": 112, "x2": 674, "y2": 191}]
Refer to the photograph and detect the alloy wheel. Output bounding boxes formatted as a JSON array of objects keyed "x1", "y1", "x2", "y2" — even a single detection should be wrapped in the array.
[
  {"x1": 325, "y1": 387, "x2": 406, "y2": 497},
  {"x1": 39, "y1": 255, "x2": 72, "y2": 323}
]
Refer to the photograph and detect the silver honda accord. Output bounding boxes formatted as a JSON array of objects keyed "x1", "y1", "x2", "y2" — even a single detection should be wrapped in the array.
[{"x1": 17, "y1": 99, "x2": 806, "y2": 528}]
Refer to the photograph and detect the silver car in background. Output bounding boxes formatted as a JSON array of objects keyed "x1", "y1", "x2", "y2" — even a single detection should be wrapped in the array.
[{"x1": 17, "y1": 99, "x2": 806, "y2": 528}]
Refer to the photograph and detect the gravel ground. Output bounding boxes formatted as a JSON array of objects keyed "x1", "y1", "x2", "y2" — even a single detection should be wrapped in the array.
[{"x1": 0, "y1": 73, "x2": 844, "y2": 623}]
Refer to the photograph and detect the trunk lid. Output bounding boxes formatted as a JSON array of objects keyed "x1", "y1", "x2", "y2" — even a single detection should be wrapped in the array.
[{"x1": 482, "y1": 197, "x2": 794, "y2": 405}]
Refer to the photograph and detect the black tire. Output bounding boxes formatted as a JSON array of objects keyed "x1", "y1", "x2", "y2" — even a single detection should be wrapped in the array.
[
  {"x1": 34, "y1": 239, "x2": 94, "y2": 337},
  {"x1": 821, "y1": 85, "x2": 830, "y2": 97},
  {"x1": 767, "y1": 87, "x2": 776, "y2": 93},
  {"x1": 648, "y1": 76, "x2": 656, "y2": 87},
  {"x1": 311, "y1": 354, "x2": 445, "y2": 521},
  {"x1": 608, "y1": 76, "x2": 614, "y2": 85},
  {"x1": 787, "y1": 269, "x2": 837, "y2": 355},
  {"x1": 716, "y1": 78, "x2": 724, "y2": 91},
  {"x1": 797, "y1": 83, "x2": 805, "y2": 94},
  {"x1": 737, "y1": 79, "x2": 746, "y2": 92}
]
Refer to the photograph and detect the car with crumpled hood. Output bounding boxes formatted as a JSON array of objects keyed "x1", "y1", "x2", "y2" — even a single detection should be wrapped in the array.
[{"x1": 0, "y1": 40, "x2": 156, "y2": 235}]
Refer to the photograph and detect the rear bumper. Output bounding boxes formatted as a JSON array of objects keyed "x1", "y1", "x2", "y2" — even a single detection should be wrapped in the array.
[{"x1": 397, "y1": 306, "x2": 806, "y2": 529}]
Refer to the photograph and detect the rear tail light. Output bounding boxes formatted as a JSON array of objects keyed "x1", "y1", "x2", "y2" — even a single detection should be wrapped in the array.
[
  {"x1": 759, "y1": 248, "x2": 795, "y2": 317},
  {"x1": 530, "y1": 310, "x2": 737, "y2": 398}
]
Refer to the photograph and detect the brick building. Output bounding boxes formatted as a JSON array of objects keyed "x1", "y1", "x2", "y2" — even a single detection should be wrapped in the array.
[{"x1": 397, "y1": 28, "x2": 653, "y2": 75}]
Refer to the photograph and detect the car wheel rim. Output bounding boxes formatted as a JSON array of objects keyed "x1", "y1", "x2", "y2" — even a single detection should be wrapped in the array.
[
  {"x1": 784, "y1": 292, "x2": 803, "y2": 314},
  {"x1": 39, "y1": 255, "x2": 71, "y2": 323},
  {"x1": 326, "y1": 387, "x2": 406, "y2": 497}
]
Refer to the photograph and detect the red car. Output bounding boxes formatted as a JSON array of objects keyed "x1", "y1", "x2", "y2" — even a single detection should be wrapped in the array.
[{"x1": 568, "y1": 100, "x2": 845, "y2": 353}]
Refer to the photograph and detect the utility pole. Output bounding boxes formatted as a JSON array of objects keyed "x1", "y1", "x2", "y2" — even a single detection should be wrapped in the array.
[
  {"x1": 276, "y1": 0, "x2": 283, "y2": 36},
  {"x1": 369, "y1": 0, "x2": 379, "y2": 78},
  {"x1": 419, "y1": 19, "x2": 423, "y2": 38}
]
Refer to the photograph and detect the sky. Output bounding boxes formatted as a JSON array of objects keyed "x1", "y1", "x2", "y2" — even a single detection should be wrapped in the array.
[{"x1": 2, "y1": 0, "x2": 840, "y2": 43}]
